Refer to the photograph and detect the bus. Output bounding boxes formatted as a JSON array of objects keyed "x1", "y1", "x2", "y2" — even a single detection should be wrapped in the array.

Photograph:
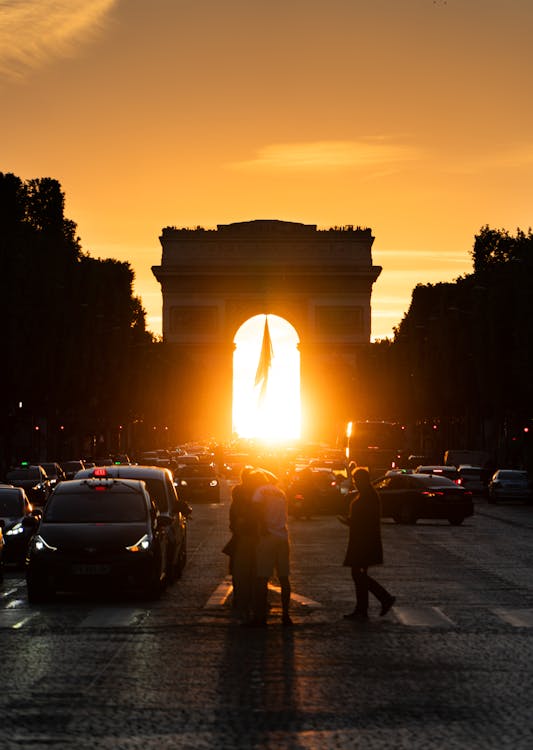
[{"x1": 344, "y1": 420, "x2": 407, "y2": 476}]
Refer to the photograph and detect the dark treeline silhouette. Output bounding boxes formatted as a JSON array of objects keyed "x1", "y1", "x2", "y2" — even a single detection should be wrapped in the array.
[
  {"x1": 1, "y1": 172, "x2": 531, "y2": 472},
  {"x1": 0, "y1": 173, "x2": 157, "y2": 470},
  {"x1": 356, "y1": 225, "x2": 533, "y2": 469}
]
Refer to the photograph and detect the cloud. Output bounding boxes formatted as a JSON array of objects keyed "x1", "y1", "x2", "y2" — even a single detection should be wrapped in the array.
[
  {"x1": 0, "y1": 0, "x2": 118, "y2": 79},
  {"x1": 228, "y1": 139, "x2": 421, "y2": 172}
]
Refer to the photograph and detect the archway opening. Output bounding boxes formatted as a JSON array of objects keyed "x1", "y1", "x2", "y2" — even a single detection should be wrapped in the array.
[{"x1": 232, "y1": 314, "x2": 301, "y2": 441}]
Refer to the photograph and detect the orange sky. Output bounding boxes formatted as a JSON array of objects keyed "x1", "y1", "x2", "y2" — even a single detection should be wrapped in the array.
[{"x1": 2, "y1": 0, "x2": 532, "y2": 340}]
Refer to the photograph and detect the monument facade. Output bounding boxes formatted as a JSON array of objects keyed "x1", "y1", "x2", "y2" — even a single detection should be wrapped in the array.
[{"x1": 152, "y1": 220, "x2": 381, "y2": 441}]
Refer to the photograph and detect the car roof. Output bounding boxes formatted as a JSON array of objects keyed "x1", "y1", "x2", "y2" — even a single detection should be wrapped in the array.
[{"x1": 75, "y1": 465, "x2": 171, "y2": 480}]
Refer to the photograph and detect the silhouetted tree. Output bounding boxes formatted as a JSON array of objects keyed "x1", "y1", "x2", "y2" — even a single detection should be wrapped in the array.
[{"x1": 0, "y1": 173, "x2": 153, "y2": 468}]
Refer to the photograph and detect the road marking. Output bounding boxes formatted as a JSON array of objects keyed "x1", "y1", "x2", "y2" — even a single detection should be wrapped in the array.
[
  {"x1": 205, "y1": 577, "x2": 233, "y2": 608},
  {"x1": 268, "y1": 584, "x2": 322, "y2": 608},
  {"x1": 492, "y1": 608, "x2": 533, "y2": 627},
  {"x1": 204, "y1": 577, "x2": 322, "y2": 609},
  {"x1": 393, "y1": 606, "x2": 455, "y2": 627},
  {"x1": 80, "y1": 608, "x2": 146, "y2": 628},
  {"x1": 0, "y1": 611, "x2": 38, "y2": 629}
]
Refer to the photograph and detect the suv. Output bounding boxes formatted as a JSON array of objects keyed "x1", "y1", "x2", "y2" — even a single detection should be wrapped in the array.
[
  {"x1": 26, "y1": 476, "x2": 170, "y2": 601},
  {"x1": 75, "y1": 465, "x2": 191, "y2": 581},
  {"x1": 5, "y1": 465, "x2": 51, "y2": 506}
]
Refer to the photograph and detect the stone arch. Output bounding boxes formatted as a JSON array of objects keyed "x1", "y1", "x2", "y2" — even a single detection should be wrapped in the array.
[{"x1": 152, "y1": 220, "x2": 381, "y2": 441}]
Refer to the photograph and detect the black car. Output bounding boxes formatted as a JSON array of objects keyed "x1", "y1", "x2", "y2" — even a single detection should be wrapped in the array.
[
  {"x1": 26, "y1": 476, "x2": 171, "y2": 602},
  {"x1": 285, "y1": 467, "x2": 344, "y2": 517},
  {"x1": 5, "y1": 465, "x2": 51, "y2": 507},
  {"x1": 75, "y1": 465, "x2": 190, "y2": 581},
  {"x1": 40, "y1": 462, "x2": 67, "y2": 489},
  {"x1": 59, "y1": 460, "x2": 86, "y2": 480},
  {"x1": 372, "y1": 472, "x2": 474, "y2": 525},
  {"x1": 0, "y1": 486, "x2": 40, "y2": 566},
  {"x1": 0, "y1": 526, "x2": 4, "y2": 583},
  {"x1": 175, "y1": 464, "x2": 220, "y2": 503}
]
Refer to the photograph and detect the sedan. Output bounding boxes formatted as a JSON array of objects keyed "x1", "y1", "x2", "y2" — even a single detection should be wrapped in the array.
[
  {"x1": 0, "y1": 486, "x2": 40, "y2": 566},
  {"x1": 26, "y1": 476, "x2": 170, "y2": 602},
  {"x1": 373, "y1": 472, "x2": 474, "y2": 525},
  {"x1": 488, "y1": 470, "x2": 532, "y2": 503}
]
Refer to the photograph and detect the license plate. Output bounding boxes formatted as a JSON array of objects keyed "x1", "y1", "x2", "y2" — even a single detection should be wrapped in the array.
[{"x1": 72, "y1": 564, "x2": 111, "y2": 575}]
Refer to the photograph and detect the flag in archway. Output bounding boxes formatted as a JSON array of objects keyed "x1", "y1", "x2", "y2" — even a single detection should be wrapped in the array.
[{"x1": 254, "y1": 316, "x2": 273, "y2": 402}]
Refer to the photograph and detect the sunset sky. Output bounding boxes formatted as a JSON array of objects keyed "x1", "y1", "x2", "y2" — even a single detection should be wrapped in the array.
[{"x1": 2, "y1": 0, "x2": 532, "y2": 340}]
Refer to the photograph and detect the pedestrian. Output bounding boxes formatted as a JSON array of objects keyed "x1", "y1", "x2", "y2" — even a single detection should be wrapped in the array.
[
  {"x1": 223, "y1": 466, "x2": 262, "y2": 624},
  {"x1": 249, "y1": 469, "x2": 293, "y2": 627},
  {"x1": 339, "y1": 467, "x2": 395, "y2": 621}
]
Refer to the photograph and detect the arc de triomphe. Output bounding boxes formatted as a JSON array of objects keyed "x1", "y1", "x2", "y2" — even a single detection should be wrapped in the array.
[{"x1": 152, "y1": 220, "x2": 381, "y2": 442}]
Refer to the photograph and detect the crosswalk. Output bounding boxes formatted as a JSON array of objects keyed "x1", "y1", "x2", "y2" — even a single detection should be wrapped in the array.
[{"x1": 2, "y1": 576, "x2": 533, "y2": 630}]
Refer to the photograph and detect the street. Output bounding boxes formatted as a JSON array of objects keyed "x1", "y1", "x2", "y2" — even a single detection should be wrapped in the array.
[{"x1": 2, "y1": 482, "x2": 533, "y2": 749}]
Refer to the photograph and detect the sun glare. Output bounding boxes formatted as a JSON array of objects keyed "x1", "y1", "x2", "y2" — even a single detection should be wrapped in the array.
[{"x1": 232, "y1": 314, "x2": 301, "y2": 441}]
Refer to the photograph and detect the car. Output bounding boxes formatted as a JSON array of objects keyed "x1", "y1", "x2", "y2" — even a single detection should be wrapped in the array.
[
  {"x1": 221, "y1": 453, "x2": 252, "y2": 480},
  {"x1": 285, "y1": 466, "x2": 344, "y2": 517},
  {"x1": 457, "y1": 465, "x2": 488, "y2": 496},
  {"x1": 25, "y1": 475, "x2": 171, "y2": 602},
  {"x1": 60, "y1": 460, "x2": 86, "y2": 479},
  {"x1": 4, "y1": 465, "x2": 52, "y2": 506},
  {"x1": 0, "y1": 526, "x2": 4, "y2": 583},
  {"x1": 175, "y1": 463, "x2": 220, "y2": 503},
  {"x1": 488, "y1": 470, "x2": 532, "y2": 503},
  {"x1": 75, "y1": 465, "x2": 190, "y2": 581},
  {"x1": 415, "y1": 465, "x2": 460, "y2": 483},
  {"x1": 40, "y1": 462, "x2": 67, "y2": 488},
  {"x1": 0, "y1": 486, "x2": 41, "y2": 566},
  {"x1": 372, "y1": 472, "x2": 474, "y2": 525}
]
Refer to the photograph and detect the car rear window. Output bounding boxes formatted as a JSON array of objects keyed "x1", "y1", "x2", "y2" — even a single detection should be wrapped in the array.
[
  {"x1": 142, "y1": 478, "x2": 168, "y2": 512},
  {"x1": 6, "y1": 469, "x2": 40, "y2": 480},
  {"x1": 44, "y1": 491, "x2": 147, "y2": 523},
  {"x1": 0, "y1": 492, "x2": 24, "y2": 515},
  {"x1": 498, "y1": 471, "x2": 527, "y2": 480},
  {"x1": 412, "y1": 475, "x2": 457, "y2": 487}
]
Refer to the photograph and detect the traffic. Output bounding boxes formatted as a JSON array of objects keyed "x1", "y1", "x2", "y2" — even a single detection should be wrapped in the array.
[{"x1": 1, "y1": 435, "x2": 531, "y2": 596}]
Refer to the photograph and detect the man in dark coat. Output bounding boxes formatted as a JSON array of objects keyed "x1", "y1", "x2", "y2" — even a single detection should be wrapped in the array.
[{"x1": 339, "y1": 468, "x2": 395, "y2": 620}]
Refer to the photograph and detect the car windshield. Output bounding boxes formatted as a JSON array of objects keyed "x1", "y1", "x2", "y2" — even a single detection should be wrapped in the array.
[
  {"x1": 6, "y1": 468, "x2": 40, "y2": 481},
  {"x1": 177, "y1": 466, "x2": 215, "y2": 477},
  {"x1": 43, "y1": 491, "x2": 147, "y2": 523},
  {"x1": 0, "y1": 492, "x2": 24, "y2": 515},
  {"x1": 499, "y1": 471, "x2": 527, "y2": 480},
  {"x1": 41, "y1": 464, "x2": 59, "y2": 476}
]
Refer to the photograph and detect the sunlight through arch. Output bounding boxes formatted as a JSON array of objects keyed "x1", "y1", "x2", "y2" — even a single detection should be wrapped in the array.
[{"x1": 232, "y1": 314, "x2": 301, "y2": 441}]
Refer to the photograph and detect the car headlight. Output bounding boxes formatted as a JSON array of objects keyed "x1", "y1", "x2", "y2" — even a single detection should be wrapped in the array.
[
  {"x1": 6, "y1": 522, "x2": 25, "y2": 536},
  {"x1": 126, "y1": 534, "x2": 151, "y2": 552},
  {"x1": 180, "y1": 480, "x2": 188, "y2": 487},
  {"x1": 209, "y1": 480, "x2": 218, "y2": 487},
  {"x1": 32, "y1": 534, "x2": 57, "y2": 552}
]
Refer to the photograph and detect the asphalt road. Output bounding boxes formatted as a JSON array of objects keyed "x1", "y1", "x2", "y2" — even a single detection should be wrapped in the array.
[{"x1": 2, "y1": 484, "x2": 533, "y2": 749}]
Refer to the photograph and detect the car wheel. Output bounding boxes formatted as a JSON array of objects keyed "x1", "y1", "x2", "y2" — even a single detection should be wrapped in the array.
[
  {"x1": 448, "y1": 516, "x2": 464, "y2": 526},
  {"x1": 394, "y1": 505, "x2": 416, "y2": 524},
  {"x1": 27, "y1": 578, "x2": 52, "y2": 603},
  {"x1": 175, "y1": 542, "x2": 187, "y2": 579}
]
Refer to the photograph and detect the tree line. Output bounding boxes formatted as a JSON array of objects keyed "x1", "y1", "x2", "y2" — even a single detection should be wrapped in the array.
[{"x1": 355, "y1": 225, "x2": 533, "y2": 469}]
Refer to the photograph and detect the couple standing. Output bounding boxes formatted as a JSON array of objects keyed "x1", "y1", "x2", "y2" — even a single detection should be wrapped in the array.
[{"x1": 226, "y1": 467, "x2": 292, "y2": 627}]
